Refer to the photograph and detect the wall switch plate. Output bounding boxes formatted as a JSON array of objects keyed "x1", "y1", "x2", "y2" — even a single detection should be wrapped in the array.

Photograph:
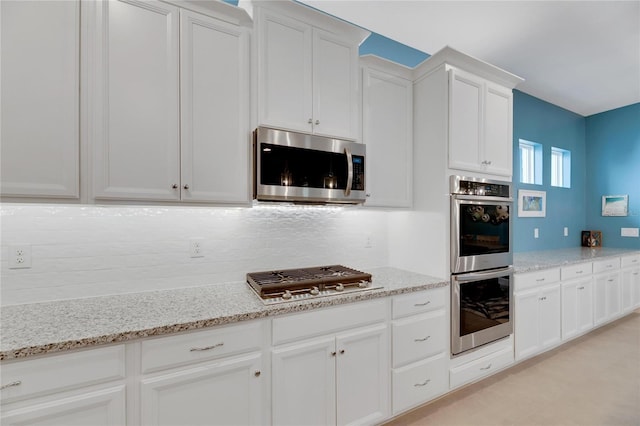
[
  {"x1": 621, "y1": 227, "x2": 639, "y2": 237},
  {"x1": 364, "y1": 234, "x2": 373, "y2": 248},
  {"x1": 189, "y1": 238, "x2": 205, "y2": 258},
  {"x1": 564, "y1": 227, "x2": 569, "y2": 237},
  {"x1": 8, "y1": 245, "x2": 32, "y2": 269},
  {"x1": 534, "y1": 228, "x2": 539, "y2": 239}
]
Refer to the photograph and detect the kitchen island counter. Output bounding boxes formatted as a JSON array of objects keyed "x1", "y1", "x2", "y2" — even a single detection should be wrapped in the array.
[{"x1": 0, "y1": 267, "x2": 447, "y2": 360}]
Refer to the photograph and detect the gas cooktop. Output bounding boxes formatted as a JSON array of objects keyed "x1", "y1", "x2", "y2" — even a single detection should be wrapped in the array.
[{"x1": 246, "y1": 265, "x2": 378, "y2": 304}]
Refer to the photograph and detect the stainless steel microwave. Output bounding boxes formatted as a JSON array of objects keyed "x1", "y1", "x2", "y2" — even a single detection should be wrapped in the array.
[{"x1": 253, "y1": 127, "x2": 366, "y2": 204}]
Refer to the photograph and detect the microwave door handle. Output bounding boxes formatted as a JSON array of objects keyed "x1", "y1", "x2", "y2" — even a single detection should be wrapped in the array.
[
  {"x1": 455, "y1": 266, "x2": 514, "y2": 282},
  {"x1": 345, "y1": 147, "x2": 353, "y2": 196}
]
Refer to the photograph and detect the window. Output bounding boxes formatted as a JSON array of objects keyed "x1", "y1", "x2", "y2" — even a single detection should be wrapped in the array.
[
  {"x1": 519, "y1": 139, "x2": 542, "y2": 185},
  {"x1": 551, "y1": 147, "x2": 571, "y2": 188}
]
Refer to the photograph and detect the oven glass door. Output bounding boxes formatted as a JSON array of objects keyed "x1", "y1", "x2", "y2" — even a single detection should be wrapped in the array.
[
  {"x1": 452, "y1": 268, "x2": 513, "y2": 355},
  {"x1": 451, "y1": 197, "x2": 512, "y2": 273}
]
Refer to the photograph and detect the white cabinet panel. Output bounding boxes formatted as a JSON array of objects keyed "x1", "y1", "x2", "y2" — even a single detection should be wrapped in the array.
[
  {"x1": 179, "y1": 9, "x2": 250, "y2": 203},
  {"x1": 91, "y1": 0, "x2": 180, "y2": 200},
  {"x1": 392, "y1": 310, "x2": 446, "y2": 368},
  {"x1": 1, "y1": 0, "x2": 79, "y2": 198},
  {"x1": 515, "y1": 283, "x2": 561, "y2": 361},
  {"x1": 449, "y1": 69, "x2": 482, "y2": 173},
  {"x1": 561, "y1": 277, "x2": 593, "y2": 340},
  {"x1": 257, "y1": 10, "x2": 312, "y2": 134},
  {"x1": 483, "y1": 84, "x2": 513, "y2": 176},
  {"x1": 392, "y1": 353, "x2": 447, "y2": 415},
  {"x1": 361, "y1": 58, "x2": 413, "y2": 207},
  {"x1": 594, "y1": 270, "x2": 622, "y2": 325},
  {"x1": 141, "y1": 353, "x2": 263, "y2": 426}
]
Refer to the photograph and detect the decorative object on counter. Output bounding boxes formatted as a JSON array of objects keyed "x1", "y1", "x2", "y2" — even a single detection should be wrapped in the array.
[
  {"x1": 581, "y1": 230, "x2": 602, "y2": 247},
  {"x1": 517, "y1": 189, "x2": 546, "y2": 217},
  {"x1": 601, "y1": 194, "x2": 628, "y2": 216}
]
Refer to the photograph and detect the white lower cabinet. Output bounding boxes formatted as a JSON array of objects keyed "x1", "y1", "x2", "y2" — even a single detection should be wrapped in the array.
[
  {"x1": 449, "y1": 345, "x2": 513, "y2": 389},
  {"x1": 593, "y1": 258, "x2": 622, "y2": 326},
  {"x1": 271, "y1": 300, "x2": 389, "y2": 426},
  {"x1": 391, "y1": 288, "x2": 448, "y2": 415},
  {"x1": 140, "y1": 353, "x2": 262, "y2": 426},
  {"x1": 621, "y1": 254, "x2": 640, "y2": 312},
  {"x1": 0, "y1": 346, "x2": 126, "y2": 426},
  {"x1": 561, "y1": 276, "x2": 594, "y2": 341},
  {"x1": 514, "y1": 269, "x2": 561, "y2": 361},
  {"x1": 138, "y1": 320, "x2": 267, "y2": 426}
]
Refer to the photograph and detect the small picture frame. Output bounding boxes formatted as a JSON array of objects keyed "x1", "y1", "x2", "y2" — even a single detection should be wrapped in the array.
[
  {"x1": 602, "y1": 195, "x2": 628, "y2": 216},
  {"x1": 518, "y1": 189, "x2": 546, "y2": 217},
  {"x1": 581, "y1": 230, "x2": 602, "y2": 247}
]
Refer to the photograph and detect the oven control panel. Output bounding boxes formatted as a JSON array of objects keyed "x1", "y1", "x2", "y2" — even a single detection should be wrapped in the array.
[{"x1": 451, "y1": 176, "x2": 511, "y2": 198}]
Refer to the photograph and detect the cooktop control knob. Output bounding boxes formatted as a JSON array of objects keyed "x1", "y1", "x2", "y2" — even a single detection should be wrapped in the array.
[
  {"x1": 310, "y1": 286, "x2": 320, "y2": 296},
  {"x1": 282, "y1": 290, "x2": 292, "y2": 300},
  {"x1": 335, "y1": 283, "x2": 344, "y2": 292}
]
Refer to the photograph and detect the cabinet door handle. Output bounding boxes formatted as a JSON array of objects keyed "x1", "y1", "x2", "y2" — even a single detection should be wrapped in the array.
[
  {"x1": 254, "y1": 371, "x2": 261, "y2": 377},
  {"x1": 308, "y1": 118, "x2": 313, "y2": 124},
  {"x1": 480, "y1": 363, "x2": 492, "y2": 371},
  {"x1": 172, "y1": 184, "x2": 178, "y2": 189},
  {"x1": 414, "y1": 379, "x2": 431, "y2": 387},
  {"x1": 339, "y1": 349, "x2": 345, "y2": 354},
  {"x1": 0, "y1": 381, "x2": 22, "y2": 390},
  {"x1": 315, "y1": 119, "x2": 320, "y2": 125},
  {"x1": 183, "y1": 184, "x2": 190, "y2": 190},
  {"x1": 414, "y1": 300, "x2": 431, "y2": 307},
  {"x1": 414, "y1": 336, "x2": 431, "y2": 342},
  {"x1": 331, "y1": 351, "x2": 337, "y2": 357},
  {"x1": 190, "y1": 342, "x2": 223, "y2": 352}
]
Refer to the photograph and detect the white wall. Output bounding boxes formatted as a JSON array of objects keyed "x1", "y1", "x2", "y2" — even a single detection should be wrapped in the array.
[{"x1": 0, "y1": 203, "x2": 389, "y2": 305}]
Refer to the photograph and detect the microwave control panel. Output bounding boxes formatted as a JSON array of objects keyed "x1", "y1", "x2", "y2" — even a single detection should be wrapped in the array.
[{"x1": 352, "y1": 156, "x2": 365, "y2": 190}]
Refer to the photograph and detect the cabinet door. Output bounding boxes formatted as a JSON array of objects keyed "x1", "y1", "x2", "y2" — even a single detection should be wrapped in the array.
[
  {"x1": 1, "y1": 0, "x2": 79, "y2": 198},
  {"x1": 257, "y1": 10, "x2": 312, "y2": 133},
  {"x1": 562, "y1": 278, "x2": 593, "y2": 340},
  {"x1": 141, "y1": 353, "x2": 263, "y2": 426},
  {"x1": 448, "y1": 69, "x2": 482, "y2": 173},
  {"x1": 361, "y1": 66, "x2": 412, "y2": 207},
  {"x1": 91, "y1": 0, "x2": 180, "y2": 201},
  {"x1": 483, "y1": 83, "x2": 512, "y2": 176},
  {"x1": 336, "y1": 324, "x2": 389, "y2": 426},
  {"x1": 593, "y1": 274, "x2": 608, "y2": 326},
  {"x1": 605, "y1": 272, "x2": 622, "y2": 319},
  {"x1": 538, "y1": 285, "x2": 561, "y2": 350},
  {"x1": 515, "y1": 288, "x2": 540, "y2": 360},
  {"x1": 312, "y1": 29, "x2": 359, "y2": 140},
  {"x1": 272, "y1": 337, "x2": 336, "y2": 426},
  {"x1": 180, "y1": 10, "x2": 249, "y2": 203},
  {"x1": 621, "y1": 267, "x2": 639, "y2": 313},
  {"x1": 1, "y1": 386, "x2": 125, "y2": 426}
]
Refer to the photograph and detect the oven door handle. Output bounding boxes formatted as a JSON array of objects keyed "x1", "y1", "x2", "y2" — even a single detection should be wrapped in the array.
[
  {"x1": 454, "y1": 266, "x2": 514, "y2": 282},
  {"x1": 452, "y1": 194, "x2": 513, "y2": 203}
]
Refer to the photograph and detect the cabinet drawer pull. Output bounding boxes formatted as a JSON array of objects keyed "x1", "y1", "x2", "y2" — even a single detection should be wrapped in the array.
[
  {"x1": 254, "y1": 370, "x2": 261, "y2": 377},
  {"x1": 414, "y1": 300, "x2": 431, "y2": 307},
  {"x1": 414, "y1": 336, "x2": 431, "y2": 342},
  {"x1": 1, "y1": 381, "x2": 22, "y2": 390},
  {"x1": 607, "y1": 279, "x2": 614, "y2": 283},
  {"x1": 575, "y1": 270, "x2": 583, "y2": 274},
  {"x1": 480, "y1": 363, "x2": 492, "y2": 371},
  {"x1": 189, "y1": 342, "x2": 224, "y2": 352},
  {"x1": 634, "y1": 272, "x2": 639, "y2": 276},
  {"x1": 414, "y1": 379, "x2": 431, "y2": 387},
  {"x1": 578, "y1": 286, "x2": 585, "y2": 290},
  {"x1": 536, "y1": 278, "x2": 545, "y2": 282}
]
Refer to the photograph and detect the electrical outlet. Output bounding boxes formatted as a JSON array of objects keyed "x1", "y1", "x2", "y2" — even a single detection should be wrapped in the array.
[
  {"x1": 364, "y1": 234, "x2": 373, "y2": 248},
  {"x1": 564, "y1": 227, "x2": 569, "y2": 237},
  {"x1": 534, "y1": 228, "x2": 539, "y2": 239},
  {"x1": 8, "y1": 245, "x2": 32, "y2": 269},
  {"x1": 189, "y1": 239, "x2": 204, "y2": 258}
]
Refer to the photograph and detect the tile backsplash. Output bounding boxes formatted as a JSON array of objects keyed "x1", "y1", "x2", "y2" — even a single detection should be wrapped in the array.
[{"x1": 0, "y1": 204, "x2": 388, "y2": 305}]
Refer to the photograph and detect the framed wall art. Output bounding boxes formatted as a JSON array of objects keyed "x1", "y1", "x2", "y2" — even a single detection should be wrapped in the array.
[
  {"x1": 518, "y1": 189, "x2": 546, "y2": 217},
  {"x1": 601, "y1": 195, "x2": 628, "y2": 216}
]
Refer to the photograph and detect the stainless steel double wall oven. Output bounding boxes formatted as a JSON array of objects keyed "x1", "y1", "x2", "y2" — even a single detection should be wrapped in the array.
[{"x1": 450, "y1": 176, "x2": 514, "y2": 355}]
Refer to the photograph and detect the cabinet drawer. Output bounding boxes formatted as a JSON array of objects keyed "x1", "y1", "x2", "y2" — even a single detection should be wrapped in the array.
[
  {"x1": 392, "y1": 352, "x2": 447, "y2": 415},
  {"x1": 621, "y1": 254, "x2": 640, "y2": 268},
  {"x1": 514, "y1": 268, "x2": 560, "y2": 291},
  {"x1": 392, "y1": 310, "x2": 446, "y2": 368},
  {"x1": 593, "y1": 257, "x2": 620, "y2": 274},
  {"x1": 0, "y1": 345, "x2": 125, "y2": 403},
  {"x1": 561, "y1": 262, "x2": 592, "y2": 280},
  {"x1": 272, "y1": 299, "x2": 387, "y2": 346},
  {"x1": 141, "y1": 321, "x2": 265, "y2": 374},
  {"x1": 449, "y1": 346, "x2": 513, "y2": 389},
  {"x1": 392, "y1": 287, "x2": 446, "y2": 319}
]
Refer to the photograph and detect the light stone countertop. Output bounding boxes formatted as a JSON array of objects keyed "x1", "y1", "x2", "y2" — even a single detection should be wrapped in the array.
[
  {"x1": 513, "y1": 247, "x2": 639, "y2": 273},
  {"x1": 0, "y1": 267, "x2": 448, "y2": 360},
  {"x1": 3, "y1": 248, "x2": 638, "y2": 361}
]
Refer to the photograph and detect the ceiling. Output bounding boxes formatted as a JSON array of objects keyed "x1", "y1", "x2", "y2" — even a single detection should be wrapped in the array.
[{"x1": 298, "y1": 0, "x2": 640, "y2": 117}]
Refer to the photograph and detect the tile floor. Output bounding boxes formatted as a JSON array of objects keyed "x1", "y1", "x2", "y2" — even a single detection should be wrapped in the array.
[{"x1": 385, "y1": 310, "x2": 640, "y2": 426}]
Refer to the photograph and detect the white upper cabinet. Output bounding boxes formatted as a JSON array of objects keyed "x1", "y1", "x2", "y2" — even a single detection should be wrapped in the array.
[
  {"x1": 89, "y1": 0, "x2": 251, "y2": 204},
  {"x1": 1, "y1": 0, "x2": 80, "y2": 199},
  {"x1": 413, "y1": 46, "x2": 523, "y2": 179},
  {"x1": 252, "y1": 1, "x2": 369, "y2": 140},
  {"x1": 361, "y1": 55, "x2": 413, "y2": 208}
]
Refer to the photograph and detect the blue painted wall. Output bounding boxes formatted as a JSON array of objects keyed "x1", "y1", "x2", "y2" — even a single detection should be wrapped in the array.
[
  {"x1": 359, "y1": 33, "x2": 429, "y2": 68},
  {"x1": 585, "y1": 103, "x2": 640, "y2": 249},
  {"x1": 512, "y1": 91, "x2": 588, "y2": 252}
]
